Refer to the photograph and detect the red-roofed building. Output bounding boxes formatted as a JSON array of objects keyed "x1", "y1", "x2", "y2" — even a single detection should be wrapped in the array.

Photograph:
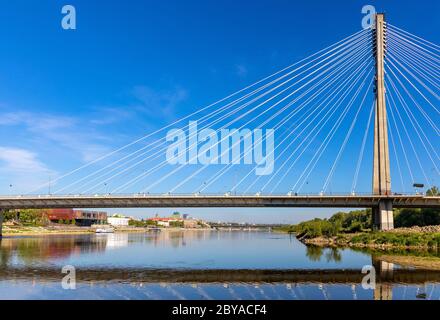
[
  {"x1": 148, "y1": 217, "x2": 182, "y2": 227},
  {"x1": 43, "y1": 209, "x2": 107, "y2": 226}
]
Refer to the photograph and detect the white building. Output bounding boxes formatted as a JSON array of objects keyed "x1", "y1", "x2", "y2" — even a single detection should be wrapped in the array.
[
  {"x1": 107, "y1": 216, "x2": 130, "y2": 226},
  {"x1": 157, "y1": 220, "x2": 170, "y2": 227}
]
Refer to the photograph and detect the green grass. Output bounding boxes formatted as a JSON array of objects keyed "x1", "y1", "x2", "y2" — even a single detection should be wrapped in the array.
[{"x1": 349, "y1": 232, "x2": 440, "y2": 247}]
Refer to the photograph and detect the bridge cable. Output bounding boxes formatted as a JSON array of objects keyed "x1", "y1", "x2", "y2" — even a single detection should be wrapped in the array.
[
  {"x1": 43, "y1": 29, "x2": 370, "y2": 195},
  {"x1": 386, "y1": 73, "x2": 440, "y2": 165},
  {"x1": 387, "y1": 83, "x2": 430, "y2": 188},
  {"x1": 386, "y1": 88, "x2": 416, "y2": 185},
  {"x1": 388, "y1": 40, "x2": 440, "y2": 89},
  {"x1": 322, "y1": 77, "x2": 373, "y2": 193},
  {"x1": 385, "y1": 57, "x2": 439, "y2": 115},
  {"x1": 200, "y1": 43, "x2": 373, "y2": 193},
  {"x1": 387, "y1": 51, "x2": 440, "y2": 101},
  {"x1": 80, "y1": 34, "x2": 372, "y2": 195},
  {"x1": 385, "y1": 77, "x2": 440, "y2": 175},
  {"x1": 57, "y1": 52, "x2": 354, "y2": 194},
  {"x1": 292, "y1": 70, "x2": 373, "y2": 193},
  {"x1": 387, "y1": 107, "x2": 406, "y2": 192},
  {"x1": 239, "y1": 53, "x2": 374, "y2": 194},
  {"x1": 387, "y1": 24, "x2": 440, "y2": 53},
  {"x1": 61, "y1": 66, "x2": 312, "y2": 194},
  {"x1": 255, "y1": 62, "x2": 373, "y2": 194},
  {"x1": 166, "y1": 40, "x2": 373, "y2": 194},
  {"x1": 351, "y1": 101, "x2": 375, "y2": 193},
  {"x1": 263, "y1": 62, "x2": 374, "y2": 194},
  {"x1": 386, "y1": 27, "x2": 440, "y2": 60},
  {"x1": 387, "y1": 36, "x2": 440, "y2": 74},
  {"x1": 116, "y1": 37, "x2": 372, "y2": 194},
  {"x1": 385, "y1": 61, "x2": 439, "y2": 134},
  {"x1": 29, "y1": 28, "x2": 368, "y2": 194},
  {"x1": 388, "y1": 41, "x2": 440, "y2": 91}
]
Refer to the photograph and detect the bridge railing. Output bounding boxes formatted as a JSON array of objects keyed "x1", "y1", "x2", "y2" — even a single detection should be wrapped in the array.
[{"x1": 0, "y1": 191, "x2": 431, "y2": 199}]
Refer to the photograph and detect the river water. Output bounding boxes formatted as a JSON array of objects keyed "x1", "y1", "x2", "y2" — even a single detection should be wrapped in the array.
[{"x1": 0, "y1": 230, "x2": 439, "y2": 300}]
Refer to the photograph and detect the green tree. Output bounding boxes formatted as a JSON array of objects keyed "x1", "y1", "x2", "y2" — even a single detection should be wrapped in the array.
[
  {"x1": 394, "y1": 207, "x2": 440, "y2": 227},
  {"x1": 426, "y1": 186, "x2": 439, "y2": 196},
  {"x1": 306, "y1": 245, "x2": 323, "y2": 261},
  {"x1": 169, "y1": 220, "x2": 184, "y2": 228}
]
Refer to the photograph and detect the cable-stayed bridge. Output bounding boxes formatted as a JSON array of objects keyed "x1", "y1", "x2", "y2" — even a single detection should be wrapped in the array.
[{"x1": 1, "y1": 14, "x2": 439, "y2": 232}]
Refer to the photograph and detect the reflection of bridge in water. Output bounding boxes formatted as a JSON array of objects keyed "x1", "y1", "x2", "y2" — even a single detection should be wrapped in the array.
[
  {"x1": 1, "y1": 265, "x2": 439, "y2": 284},
  {"x1": 0, "y1": 265, "x2": 439, "y2": 300}
]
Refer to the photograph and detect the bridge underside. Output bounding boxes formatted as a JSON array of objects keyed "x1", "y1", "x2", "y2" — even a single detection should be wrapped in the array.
[{"x1": 0, "y1": 195, "x2": 438, "y2": 210}]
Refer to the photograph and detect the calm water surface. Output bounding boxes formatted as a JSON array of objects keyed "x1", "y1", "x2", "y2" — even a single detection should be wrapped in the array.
[{"x1": 0, "y1": 230, "x2": 439, "y2": 300}]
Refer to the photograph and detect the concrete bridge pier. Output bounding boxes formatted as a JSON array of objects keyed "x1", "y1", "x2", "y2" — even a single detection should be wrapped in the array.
[{"x1": 373, "y1": 200, "x2": 394, "y2": 231}]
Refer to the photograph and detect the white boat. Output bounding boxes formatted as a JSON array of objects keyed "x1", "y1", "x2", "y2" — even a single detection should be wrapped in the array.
[{"x1": 95, "y1": 228, "x2": 115, "y2": 234}]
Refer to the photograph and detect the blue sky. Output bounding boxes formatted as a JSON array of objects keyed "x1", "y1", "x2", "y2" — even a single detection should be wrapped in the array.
[{"x1": 0, "y1": 0, "x2": 438, "y2": 223}]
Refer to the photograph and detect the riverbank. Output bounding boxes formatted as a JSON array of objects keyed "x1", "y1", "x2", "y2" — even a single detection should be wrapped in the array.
[
  {"x1": 1, "y1": 225, "x2": 155, "y2": 237},
  {"x1": 376, "y1": 254, "x2": 440, "y2": 270},
  {"x1": 296, "y1": 228, "x2": 440, "y2": 269},
  {"x1": 0, "y1": 225, "x2": 220, "y2": 237},
  {"x1": 298, "y1": 226, "x2": 440, "y2": 249}
]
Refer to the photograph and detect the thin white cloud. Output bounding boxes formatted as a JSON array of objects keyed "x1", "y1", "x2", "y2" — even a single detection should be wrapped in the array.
[
  {"x1": 0, "y1": 146, "x2": 56, "y2": 194},
  {"x1": 89, "y1": 107, "x2": 135, "y2": 125},
  {"x1": 0, "y1": 147, "x2": 49, "y2": 173},
  {"x1": 235, "y1": 64, "x2": 248, "y2": 78},
  {"x1": 0, "y1": 84, "x2": 188, "y2": 192},
  {"x1": 132, "y1": 85, "x2": 188, "y2": 120},
  {"x1": 0, "y1": 111, "x2": 112, "y2": 163},
  {"x1": 0, "y1": 111, "x2": 75, "y2": 129}
]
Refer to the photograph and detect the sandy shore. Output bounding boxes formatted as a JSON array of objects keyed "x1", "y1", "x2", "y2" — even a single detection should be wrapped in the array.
[
  {"x1": 301, "y1": 235, "x2": 440, "y2": 250},
  {"x1": 376, "y1": 255, "x2": 440, "y2": 270}
]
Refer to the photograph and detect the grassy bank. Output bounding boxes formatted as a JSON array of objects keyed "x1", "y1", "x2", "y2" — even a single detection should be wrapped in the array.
[
  {"x1": 302, "y1": 231, "x2": 440, "y2": 249},
  {"x1": 2, "y1": 225, "x2": 95, "y2": 237},
  {"x1": 276, "y1": 188, "x2": 440, "y2": 249}
]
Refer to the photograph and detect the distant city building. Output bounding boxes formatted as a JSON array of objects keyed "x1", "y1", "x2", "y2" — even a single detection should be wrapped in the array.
[
  {"x1": 149, "y1": 217, "x2": 181, "y2": 227},
  {"x1": 147, "y1": 215, "x2": 207, "y2": 229},
  {"x1": 44, "y1": 209, "x2": 107, "y2": 226},
  {"x1": 172, "y1": 212, "x2": 181, "y2": 219},
  {"x1": 107, "y1": 215, "x2": 130, "y2": 226},
  {"x1": 183, "y1": 219, "x2": 198, "y2": 228}
]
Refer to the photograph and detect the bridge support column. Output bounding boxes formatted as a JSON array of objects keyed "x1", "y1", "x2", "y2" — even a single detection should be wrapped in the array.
[
  {"x1": 0, "y1": 209, "x2": 4, "y2": 237},
  {"x1": 371, "y1": 13, "x2": 393, "y2": 231},
  {"x1": 373, "y1": 200, "x2": 394, "y2": 231}
]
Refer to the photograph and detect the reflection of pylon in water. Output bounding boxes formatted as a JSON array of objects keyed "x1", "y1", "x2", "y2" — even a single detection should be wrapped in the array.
[{"x1": 351, "y1": 284, "x2": 358, "y2": 300}]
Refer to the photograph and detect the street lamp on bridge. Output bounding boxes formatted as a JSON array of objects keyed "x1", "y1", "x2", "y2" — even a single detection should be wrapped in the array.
[{"x1": 413, "y1": 183, "x2": 424, "y2": 195}]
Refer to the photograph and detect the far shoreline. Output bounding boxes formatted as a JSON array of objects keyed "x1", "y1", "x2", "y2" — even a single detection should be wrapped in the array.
[{"x1": 1, "y1": 225, "x2": 273, "y2": 237}]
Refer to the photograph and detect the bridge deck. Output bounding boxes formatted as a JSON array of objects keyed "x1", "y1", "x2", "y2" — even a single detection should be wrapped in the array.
[{"x1": 0, "y1": 194, "x2": 439, "y2": 209}]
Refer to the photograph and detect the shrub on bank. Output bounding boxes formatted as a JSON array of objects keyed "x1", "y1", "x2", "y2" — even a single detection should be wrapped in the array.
[
  {"x1": 283, "y1": 187, "x2": 439, "y2": 241},
  {"x1": 350, "y1": 232, "x2": 440, "y2": 247},
  {"x1": 128, "y1": 219, "x2": 157, "y2": 227},
  {"x1": 3, "y1": 209, "x2": 49, "y2": 226}
]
